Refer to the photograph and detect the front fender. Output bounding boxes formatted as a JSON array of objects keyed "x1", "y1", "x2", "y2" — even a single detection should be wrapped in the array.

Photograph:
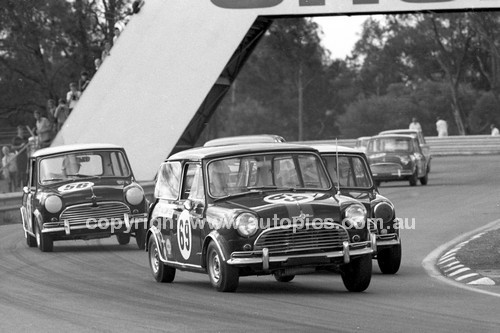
[
  {"x1": 145, "y1": 226, "x2": 166, "y2": 260},
  {"x1": 201, "y1": 230, "x2": 232, "y2": 269},
  {"x1": 33, "y1": 209, "x2": 44, "y2": 231}
]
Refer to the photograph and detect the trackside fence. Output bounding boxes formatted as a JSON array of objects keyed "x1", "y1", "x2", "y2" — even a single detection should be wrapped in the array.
[{"x1": 1, "y1": 135, "x2": 499, "y2": 222}]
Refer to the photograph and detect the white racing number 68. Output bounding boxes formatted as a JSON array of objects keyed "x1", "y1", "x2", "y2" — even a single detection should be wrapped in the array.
[{"x1": 177, "y1": 210, "x2": 192, "y2": 260}]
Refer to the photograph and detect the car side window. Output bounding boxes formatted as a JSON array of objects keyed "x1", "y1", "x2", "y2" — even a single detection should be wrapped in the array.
[
  {"x1": 181, "y1": 163, "x2": 204, "y2": 201},
  {"x1": 155, "y1": 161, "x2": 181, "y2": 200}
]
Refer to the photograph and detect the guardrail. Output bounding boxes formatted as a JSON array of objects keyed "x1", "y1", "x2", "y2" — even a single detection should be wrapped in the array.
[
  {"x1": 1, "y1": 135, "x2": 499, "y2": 223},
  {"x1": 305, "y1": 135, "x2": 500, "y2": 156}
]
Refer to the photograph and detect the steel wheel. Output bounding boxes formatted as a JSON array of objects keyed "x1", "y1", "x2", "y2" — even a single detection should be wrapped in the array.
[
  {"x1": 207, "y1": 242, "x2": 239, "y2": 292},
  {"x1": 148, "y1": 236, "x2": 175, "y2": 283}
]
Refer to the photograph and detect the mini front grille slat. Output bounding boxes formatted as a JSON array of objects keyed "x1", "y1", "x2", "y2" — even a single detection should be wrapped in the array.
[
  {"x1": 254, "y1": 223, "x2": 349, "y2": 254},
  {"x1": 60, "y1": 202, "x2": 130, "y2": 225}
]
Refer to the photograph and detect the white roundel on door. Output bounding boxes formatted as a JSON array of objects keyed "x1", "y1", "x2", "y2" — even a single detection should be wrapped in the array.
[{"x1": 177, "y1": 210, "x2": 192, "y2": 260}]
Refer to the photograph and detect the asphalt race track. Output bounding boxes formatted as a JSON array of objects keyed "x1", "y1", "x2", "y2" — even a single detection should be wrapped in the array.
[{"x1": 1, "y1": 155, "x2": 499, "y2": 332}]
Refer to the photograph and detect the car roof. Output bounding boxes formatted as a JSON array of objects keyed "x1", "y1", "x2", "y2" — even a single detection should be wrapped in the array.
[
  {"x1": 291, "y1": 142, "x2": 362, "y2": 154},
  {"x1": 203, "y1": 134, "x2": 285, "y2": 147},
  {"x1": 379, "y1": 129, "x2": 420, "y2": 136},
  {"x1": 370, "y1": 134, "x2": 416, "y2": 140},
  {"x1": 168, "y1": 143, "x2": 319, "y2": 161},
  {"x1": 356, "y1": 136, "x2": 371, "y2": 141},
  {"x1": 32, "y1": 143, "x2": 124, "y2": 158}
]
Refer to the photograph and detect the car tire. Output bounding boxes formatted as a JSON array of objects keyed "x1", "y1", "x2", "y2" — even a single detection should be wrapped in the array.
[
  {"x1": 35, "y1": 223, "x2": 53, "y2": 252},
  {"x1": 148, "y1": 236, "x2": 175, "y2": 283},
  {"x1": 116, "y1": 233, "x2": 131, "y2": 245},
  {"x1": 419, "y1": 172, "x2": 428, "y2": 185},
  {"x1": 25, "y1": 230, "x2": 37, "y2": 247},
  {"x1": 377, "y1": 244, "x2": 402, "y2": 274},
  {"x1": 207, "y1": 242, "x2": 239, "y2": 292},
  {"x1": 135, "y1": 226, "x2": 146, "y2": 250},
  {"x1": 273, "y1": 273, "x2": 295, "y2": 283},
  {"x1": 409, "y1": 170, "x2": 418, "y2": 186},
  {"x1": 340, "y1": 255, "x2": 372, "y2": 292}
]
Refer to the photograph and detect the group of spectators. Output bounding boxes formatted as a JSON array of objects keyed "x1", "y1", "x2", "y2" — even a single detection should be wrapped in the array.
[
  {"x1": 1, "y1": 1, "x2": 144, "y2": 192},
  {"x1": 410, "y1": 117, "x2": 500, "y2": 137}
]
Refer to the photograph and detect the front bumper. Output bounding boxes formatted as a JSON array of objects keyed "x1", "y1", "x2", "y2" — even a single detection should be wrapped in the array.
[
  {"x1": 227, "y1": 235, "x2": 376, "y2": 270},
  {"x1": 371, "y1": 163, "x2": 412, "y2": 180},
  {"x1": 41, "y1": 213, "x2": 147, "y2": 235}
]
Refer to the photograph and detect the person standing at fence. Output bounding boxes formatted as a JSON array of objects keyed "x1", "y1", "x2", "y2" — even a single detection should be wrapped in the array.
[
  {"x1": 409, "y1": 117, "x2": 422, "y2": 132},
  {"x1": 2, "y1": 146, "x2": 18, "y2": 192},
  {"x1": 491, "y1": 124, "x2": 499, "y2": 136},
  {"x1": 54, "y1": 98, "x2": 70, "y2": 131},
  {"x1": 436, "y1": 117, "x2": 448, "y2": 137},
  {"x1": 34, "y1": 110, "x2": 52, "y2": 148},
  {"x1": 66, "y1": 82, "x2": 81, "y2": 113},
  {"x1": 11, "y1": 126, "x2": 28, "y2": 188}
]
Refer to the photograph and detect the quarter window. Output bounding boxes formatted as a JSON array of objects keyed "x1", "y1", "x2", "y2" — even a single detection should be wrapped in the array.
[{"x1": 155, "y1": 162, "x2": 181, "y2": 200}]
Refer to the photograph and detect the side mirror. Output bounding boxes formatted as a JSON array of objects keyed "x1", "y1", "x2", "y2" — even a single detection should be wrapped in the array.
[
  {"x1": 23, "y1": 186, "x2": 29, "y2": 194},
  {"x1": 183, "y1": 199, "x2": 193, "y2": 211}
]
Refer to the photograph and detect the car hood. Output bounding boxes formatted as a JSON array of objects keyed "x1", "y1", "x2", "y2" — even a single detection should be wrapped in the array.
[
  {"x1": 208, "y1": 191, "x2": 344, "y2": 226},
  {"x1": 42, "y1": 178, "x2": 129, "y2": 206}
]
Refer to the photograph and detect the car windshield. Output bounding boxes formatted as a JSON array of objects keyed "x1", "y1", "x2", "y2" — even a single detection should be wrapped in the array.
[
  {"x1": 207, "y1": 152, "x2": 331, "y2": 198},
  {"x1": 322, "y1": 155, "x2": 372, "y2": 189},
  {"x1": 39, "y1": 150, "x2": 131, "y2": 184},
  {"x1": 368, "y1": 138, "x2": 412, "y2": 153}
]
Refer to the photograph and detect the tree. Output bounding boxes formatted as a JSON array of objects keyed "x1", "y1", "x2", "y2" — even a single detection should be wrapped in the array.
[{"x1": 0, "y1": 0, "x2": 132, "y2": 126}]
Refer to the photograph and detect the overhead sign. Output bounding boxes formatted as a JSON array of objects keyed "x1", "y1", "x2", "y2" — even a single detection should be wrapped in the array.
[{"x1": 211, "y1": 0, "x2": 500, "y2": 13}]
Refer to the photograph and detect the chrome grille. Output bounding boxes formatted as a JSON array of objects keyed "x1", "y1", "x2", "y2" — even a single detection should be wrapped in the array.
[
  {"x1": 254, "y1": 223, "x2": 349, "y2": 254},
  {"x1": 60, "y1": 201, "x2": 130, "y2": 226},
  {"x1": 371, "y1": 163, "x2": 402, "y2": 174}
]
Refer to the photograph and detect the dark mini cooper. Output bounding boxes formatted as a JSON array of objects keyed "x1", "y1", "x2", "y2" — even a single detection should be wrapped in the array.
[
  {"x1": 366, "y1": 134, "x2": 428, "y2": 186},
  {"x1": 306, "y1": 143, "x2": 401, "y2": 274},
  {"x1": 20, "y1": 143, "x2": 148, "y2": 252},
  {"x1": 146, "y1": 143, "x2": 375, "y2": 292}
]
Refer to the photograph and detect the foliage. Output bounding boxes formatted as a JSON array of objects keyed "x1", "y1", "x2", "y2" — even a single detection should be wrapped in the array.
[
  {"x1": 0, "y1": 0, "x2": 132, "y2": 126},
  {"x1": 2, "y1": 7, "x2": 500, "y2": 139}
]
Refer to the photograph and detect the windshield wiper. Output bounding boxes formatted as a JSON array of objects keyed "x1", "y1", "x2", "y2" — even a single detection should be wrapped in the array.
[
  {"x1": 43, "y1": 178, "x2": 63, "y2": 183},
  {"x1": 66, "y1": 174, "x2": 102, "y2": 180}
]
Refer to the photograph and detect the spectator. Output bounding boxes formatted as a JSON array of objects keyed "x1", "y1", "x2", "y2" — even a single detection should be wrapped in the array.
[
  {"x1": 2, "y1": 146, "x2": 18, "y2": 192},
  {"x1": 409, "y1": 117, "x2": 422, "y2": 132},
  {"x1": 46, "y1": 99, "x2": 57, "y2": 137},
  {"x1": 66, "y1": 82, "x2": 81, "y2": 113},
  {"x1": 79, "y1": 71, "x2": 91, "y2": 92},
  {"x1": 94, "y1": 58, "x2": 102, "y2": 71},
  {"x1": 101, "y1": 41, "x2": 112, "y2": 62},
  {"x1": 113, "y1": 25, "x2": 122, "y2": 44},
  {"x1": 33, "y1": 110, "x2": 52, "y2": 148},
  {"x1": 54, "y1": 98, "x2": 70, "y2": 131},
  {"x1": 11, "y1": 126, "x2": 28, "y2": 188},
  {"x1": 491, "y1": 124, "x2": 500, "y2": 136},
  {"x1": 436, "y1": 117, "x2": 448, "y2": 137},
  {"x1": 132, "y1": 0, "x2": 144, "y2": 14}
]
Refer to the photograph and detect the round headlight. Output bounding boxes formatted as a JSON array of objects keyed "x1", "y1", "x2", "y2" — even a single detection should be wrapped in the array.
[
  {"x1": 344, "y1": 204, "x2": 367, "y2": 229},
  {"x1": 400, "y1": 156, "x2": 410, "y2": 165},
  {"x1": 45, "y1": 195, "x2": 63, "y2": 213},
  {"x1": 126, "y1": 186, "x2": 144, "y2": 206},
  {"x1": 373, "y1": 202, "x2": 394, "y2": 224},
  {"x1": 235, "y1": 213, "x2": 258, "y2": 237}
]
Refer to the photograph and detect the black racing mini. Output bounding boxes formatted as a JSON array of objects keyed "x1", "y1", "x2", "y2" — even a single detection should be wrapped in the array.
[
  {"x1": 146, "y1": 143, "x2": 376, "y2": 292},
  {"x1": 20, "y1": 143, "x2": 148, "y2": 252},
  {"x1": 304, "y1": 143, "x2": 402, "y2": 274}
]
